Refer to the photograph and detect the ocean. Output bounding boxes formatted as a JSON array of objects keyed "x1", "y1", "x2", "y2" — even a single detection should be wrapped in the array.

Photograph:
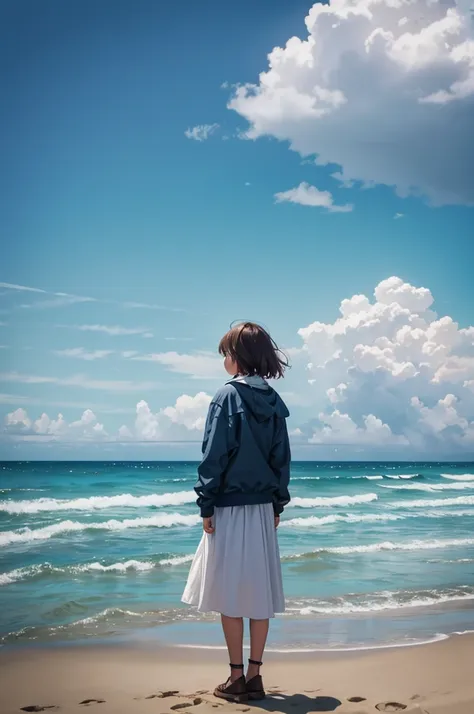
[{"x1": 1, "y1": 461, "x2": 474, "y2": 652}]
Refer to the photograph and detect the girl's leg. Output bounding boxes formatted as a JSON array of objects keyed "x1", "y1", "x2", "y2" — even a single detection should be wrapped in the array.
[
  {"x1": 247, "y1": 618, "x2": 269, "y2": 680},
  {"x1": 221, "y1": 615, "x2": 244, "y2": 682}
]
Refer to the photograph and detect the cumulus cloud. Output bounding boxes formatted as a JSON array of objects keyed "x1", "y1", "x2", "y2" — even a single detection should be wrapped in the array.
[
  {"x1": 3, "y1": 392, "x2": 212, "y2": 444},
  {"x1": 229, "y1": 0, "x2": 474, "y2": 205},
  {"x1": 296, "y1": 276, "x2": 474, "y2": 452},
  {"x1": 5, "y1": 408, "x2": 31, "y2": 432},
  {"x1": 130, "y1": 351, "x2": 224, "y2": 379},
  {"x1": 2, "y1": 275, "x2": 474, "y2": 455},
  {"x1": 185, "y1": 123, "x2": 220, "y2": 141},
  {"x1": 310, "y1": 411, "x2": 408, "y2": 446},
  {"x1": 4, "y1": 407, "x2": 107, "y2": 441},
  {"x1": 129, "y1": 392, "x2": 212, "y2": 441},
  {"x1": 274, "y1": 182, "x2": 353, "y2": 213}
]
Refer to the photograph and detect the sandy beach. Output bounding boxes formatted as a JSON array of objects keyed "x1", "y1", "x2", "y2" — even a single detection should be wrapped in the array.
[{"x1": 1, "y1": 634, "x2": 472, "y2": 714}]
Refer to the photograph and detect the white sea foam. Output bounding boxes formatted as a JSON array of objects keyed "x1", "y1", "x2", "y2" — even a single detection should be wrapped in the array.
[
  {"x1": 0, "y1": 554, "x2": 194, "y2": 585},
  {"x1": 441, "y1": 474, "x2": 474, "y2": 481},
  {"x1": 392, "y1": 495, "x2": 474, "y2": 508},
  {"x1": 283, "y1": 513, "x2": 402, "y2": 528},
  {"x1": 0, "y1": 513, "x2": 200, "y2": 547},
  {"x1": 158, "y1": 554, "x2": 194, "y2": 567},
  {"x1": 291, "y1": 476, "x2": 320, "y2": 481},
  {"x1": 292, "y1": 493, "x2": 378, "y2": 508},
  {"x1": 380, "y1": 482, "x2": 474, "y2": 492},
  {"x1": 286, "y1": 537, "x2": 474, "y2": 559},
  {"x1": 287, "y1": 587, "x2": 474, "y2": 615},
  {"x1": 385, "y1": 474, "x2": 421, "y2": 479},
  {"x1": 365, "y1": 475, "x2": 384, "y2": 480},
  {"x1": 0, "y1": 491, "x2": 196, "y2": 514}
]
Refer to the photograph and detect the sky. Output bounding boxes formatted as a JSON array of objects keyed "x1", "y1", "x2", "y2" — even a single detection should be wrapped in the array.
[{"x1": 1, "y1": 0, "x2": 473, "y2": 460}]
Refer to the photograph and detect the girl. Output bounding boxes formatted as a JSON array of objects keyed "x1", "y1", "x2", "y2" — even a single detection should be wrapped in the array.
[{"x1": 182, "y1": 322, "x2": 291, "y2": 703}]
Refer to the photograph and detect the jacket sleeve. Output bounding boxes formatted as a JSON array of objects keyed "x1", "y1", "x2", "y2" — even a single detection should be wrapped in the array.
[
  {"x1": 195, "y1": 400, "x2": 234, "y2": 518},
  {"x1": 270, "y1": 417, "x2": 291, "y2": 515}
]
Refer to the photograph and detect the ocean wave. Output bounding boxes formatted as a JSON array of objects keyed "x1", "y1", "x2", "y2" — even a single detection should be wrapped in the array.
[
  {"x1": 0, "y1": 491, "x2": 196, "y2": 515},
  {"x1": 392, "y1": 495, "x2": 474, "y2": 508},
  {"x1": 283, "y1": 513, "x2": 402, "y2": 528},
  {"x1": 379, "y1": 482, "x2": 474, "y2": 492},
  {"x1": 158, "y1": 478, "x2": 195, "y2": 484},
  {"x1": 441, "y1": 474, "x2": 474, "y2": 481},
  {"x1": 427, "y1": 558, "x2": 474, "y2": 564},
  {"x1": 0, "y1": 513, "x2": 200, "y2": 547},
  {"x1": 291, "y1": 476, "x2": 321, "y2": 481},
  {"x1": 292, "y1": 493, "x2": 378, "y2": 508},
  {"x1": 285, "y1": 586, "x2": 474, "y2": 616},
  {"x1": 1, "y1": 606, "x2": 217, "y2": 644},
  {"x1": 284, "y1": 537, "x2": 474, "y2": 560},
  {"x1": 0, "y1": 554, "x2": 195, "y2": 585},
  {"x1": 385, "y1": 474, "x2": 423, "y2": 480}
]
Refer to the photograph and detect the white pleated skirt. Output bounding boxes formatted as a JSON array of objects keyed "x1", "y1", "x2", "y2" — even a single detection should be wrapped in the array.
[{"x1": 182, "y1": 503, "x2": 285, "y2": 620}]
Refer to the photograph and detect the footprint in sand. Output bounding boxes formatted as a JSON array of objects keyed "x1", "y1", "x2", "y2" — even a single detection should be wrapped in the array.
[
  {"x1": 170, "y1": 704, "x2": 193, "y2": 710},
  {"x1": 146, "y1": 691, "x2": 180, "y2": 700},
  {"x1": 21, "y1": 708, "x2": 58, "y2": 713},
  {"x1": 375, "y1": 704, "x2": 407, "y2": 712},
  {"x1": 79, "y1": 700, "x2": 106, "y2": 706},
  {"x1": 348, "y1": 697, "x2": 367, "y2": 703}
]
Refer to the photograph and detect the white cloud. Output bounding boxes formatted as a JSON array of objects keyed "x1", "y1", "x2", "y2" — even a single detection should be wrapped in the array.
[
  {"x1": 274, "y1": 182, "x2": 353, "y2": 213},
  {"x1": 310, "y1": 410, "x2": 408, "y2": 446},
  {"x1": 296, "y1": 275, "x2": 474, "y2": 452},
  {"x1": 0, "y1": 282, "x2": 48, "y2": 294},
  {"x1": 0, "y1": 393, "x2": 133, "y2": 414},
  {"x1": 2, "y1": 274, "x2": 474, "y2": 455},
  {"x1": 164, "y1": 337, "x2": 194, "y2": 342},
  {"x1": 54, "y1": 348, "x2": 114, "y2": 361},
  {"x1": 0, "y1": 372, "x2": 159, "y2": 393},
  {"x1": 5, "y1": 408, "x2": 31, "y2": 432},
  {"x1": 131, "y1": 350, "x2": 224, "y2": 379},
  {"x1": 3, "y1": 393, "x2": 213, "y2": 445},
  {"x1": 185, "y1": 123, "x2": 219, "y2": 141},
  {"x1": 394, "y1": 213, "x2": 404, "y2": 220},
  {"x1": 0, "y1": 281, "x2": 184, "y2": 312},
  {"x1": 162, "y1": 392, "x2": 212, "y2": 430},
  {"x1": 229, "y1": 0, "x2": 474, "y2": 205},
  {"x1": 21, "y1": 296, "x2": 95, "y2": 309},
  {"x1": 4, "y1": 407, "x2": 107, "y2": 441},
  {"x1": 64, "y1": 324, "x2": 154, "y2": 338},
  {"x1": 131, "y1": 392, "x2": 212, "y2": 441}
]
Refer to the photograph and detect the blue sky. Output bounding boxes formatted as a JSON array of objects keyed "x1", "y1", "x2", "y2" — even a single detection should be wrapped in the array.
[{"x1": 1, "y1": 0, "x2": 473, "y2": 460}]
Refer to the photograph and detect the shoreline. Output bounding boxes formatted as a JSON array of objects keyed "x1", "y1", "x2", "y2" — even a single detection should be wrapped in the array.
[
  {"x1": 1, "y1": 633, "x2": 473, "y2": 714},
  {"x1": 3, "y1": 601, "x2": 474, "y2": 653}
]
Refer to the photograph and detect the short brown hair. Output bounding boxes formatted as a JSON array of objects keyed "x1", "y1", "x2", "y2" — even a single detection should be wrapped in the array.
[{"x1": 218, "y1": 322, "x2": 289, "y2": 379}]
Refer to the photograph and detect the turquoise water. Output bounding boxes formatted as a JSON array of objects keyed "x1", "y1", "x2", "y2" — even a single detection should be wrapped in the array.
[{"x1": 1, "y1": 461, "x2": 474, "y2": 651}]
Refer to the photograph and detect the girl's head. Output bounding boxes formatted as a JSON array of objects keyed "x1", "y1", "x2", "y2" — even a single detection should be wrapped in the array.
[{"x1": 219, "y1": 322, "x2": 289, "y2": 379}]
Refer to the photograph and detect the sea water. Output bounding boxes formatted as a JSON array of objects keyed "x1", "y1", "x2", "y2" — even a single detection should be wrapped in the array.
[{"x1": 1, "y1": 461, "x2": 474, "y2": 651}]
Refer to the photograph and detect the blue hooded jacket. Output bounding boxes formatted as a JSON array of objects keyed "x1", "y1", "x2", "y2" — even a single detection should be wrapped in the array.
[{"x1": 195, "y1": 377, "x2": 291, "y2": 518}]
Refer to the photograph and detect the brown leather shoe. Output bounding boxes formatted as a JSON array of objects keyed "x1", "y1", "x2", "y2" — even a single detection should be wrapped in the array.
[
  {"x1": 246, "y1": 658, "x2": 266, "y2": 700},
  {"x1": 246, "y1": 674, "x2": 265, "y2": 700},
  {"x1": 214, "y1": 665, "x2": 248, "y2": 703}
]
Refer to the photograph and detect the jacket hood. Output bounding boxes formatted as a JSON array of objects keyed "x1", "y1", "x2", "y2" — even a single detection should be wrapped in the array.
[{"x1": 227, "y1": 377, "x2": 290, "y2": 423}]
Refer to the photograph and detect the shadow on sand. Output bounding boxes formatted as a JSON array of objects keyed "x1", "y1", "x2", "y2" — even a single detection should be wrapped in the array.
[{"x1": 250, "y1": 693, "x2": 342, "y2": 712}]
